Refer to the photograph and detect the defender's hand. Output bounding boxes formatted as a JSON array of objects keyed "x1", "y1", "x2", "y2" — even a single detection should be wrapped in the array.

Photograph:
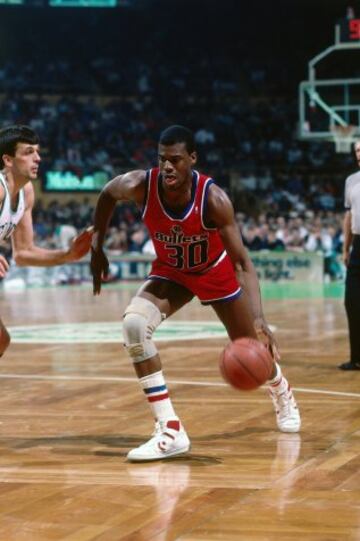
[
  {"x1": 254, "y1": 316, "x2": 280, "y2": 362},
  {"x1": 68, "y1": 226, "x2": 94, "y2": 261},
  {"x1": 90, "y1": 247, "x2": 109, "y2": 295}
]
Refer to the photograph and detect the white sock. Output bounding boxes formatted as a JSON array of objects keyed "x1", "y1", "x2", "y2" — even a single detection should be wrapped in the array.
[
  {"x1": 139, "y1": 370, "x2": 177, "y2": 424},
  {"x1": 268, "y1": 363, "x2": 289, "y2": 393}
]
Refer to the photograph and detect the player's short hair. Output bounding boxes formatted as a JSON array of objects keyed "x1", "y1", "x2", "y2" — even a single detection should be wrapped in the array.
[
  {"x1": 159, "y1": 125, "x2": 195, "y2": 153},
  {"x1": 0, "y1": 125, "x2": 40, "y2": 168}
]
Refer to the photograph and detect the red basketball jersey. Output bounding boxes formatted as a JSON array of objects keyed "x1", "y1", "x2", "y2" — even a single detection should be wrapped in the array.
[{"x1": 142, "y1": 168, "x2": 226, "y2": 273}]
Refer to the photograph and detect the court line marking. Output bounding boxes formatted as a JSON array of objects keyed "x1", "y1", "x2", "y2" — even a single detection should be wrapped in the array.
[
  {"x1": 0, "y1": 373, "x2": 359, "y2": 398},
  {"x1": 6, "y1": 321, "x2": 277, "y2": 343}
]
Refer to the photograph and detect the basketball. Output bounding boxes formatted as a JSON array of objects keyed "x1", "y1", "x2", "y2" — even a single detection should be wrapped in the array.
[{"x1": 219, "y1": 338, "x2": 273, "y2": 391}]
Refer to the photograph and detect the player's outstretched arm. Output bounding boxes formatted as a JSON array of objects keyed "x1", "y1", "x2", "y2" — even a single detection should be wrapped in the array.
[
  {"x1": 206, "y1": 184, "x2": 263, "y2": 312},
  {"x1": 65, "y1": 226, "x2": 94, "y2": 261},
  {"x1": 12, "y1": 213, "x2": 93, "y2": 267},
  {"x1": 11, "y1": 184, "x2": 93, "y2": 267},
  {"x1": 207, "y1": 184, "x2": 279, "y2": 360},
  {"x1": 90, "y1": 170, "x2": 147, "y2": 295}
]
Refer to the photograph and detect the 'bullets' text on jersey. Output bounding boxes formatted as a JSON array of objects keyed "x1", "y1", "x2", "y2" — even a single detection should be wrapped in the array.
[{"x1": 142, "y1": 168, "x2": 225, "y2": 272}]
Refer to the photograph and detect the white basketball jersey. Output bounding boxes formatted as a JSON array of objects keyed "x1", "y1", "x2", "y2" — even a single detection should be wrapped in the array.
[{"x1": 0, "y1": 172, "x2": 25, "y2": 241}]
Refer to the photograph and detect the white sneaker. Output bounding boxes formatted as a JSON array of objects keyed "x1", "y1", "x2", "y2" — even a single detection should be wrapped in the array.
[
  {"x1": 269, "y1": 381, "x2": 301, "y2": 433},
  {"x1": 127, "y1": 419, "x2": 191, "y2": 462}
]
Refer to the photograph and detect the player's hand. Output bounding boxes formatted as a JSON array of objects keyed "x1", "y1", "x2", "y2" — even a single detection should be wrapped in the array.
[
  {"x1": 0, "y1": 254, "x2": 10, "y2": 278},
  {"x1": 67, "y1": 226, "x2": 94, "y2": 262},
  {"x1": 90, "y1": 247, "x2": 109, "y2": 295},
  {"x1": 254, "y1": 316, "x2": 280, "y2": 362},
  {"x1": 343, "y1": 250, "x2": 350, "y2": 266}
]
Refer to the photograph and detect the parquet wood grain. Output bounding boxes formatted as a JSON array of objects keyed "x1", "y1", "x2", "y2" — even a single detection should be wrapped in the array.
[{"x1": 0, "y1": 284, "x2": 358, "y2": 540}]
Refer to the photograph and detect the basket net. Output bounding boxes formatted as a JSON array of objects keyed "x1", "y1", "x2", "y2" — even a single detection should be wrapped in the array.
[{"x1": 331, "y1": 125, "x2": 357, "y2": 153}]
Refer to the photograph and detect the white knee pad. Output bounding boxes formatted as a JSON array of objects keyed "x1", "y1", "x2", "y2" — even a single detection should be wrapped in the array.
[{"x1": 122, "y1": 297, "x2": 164, "y2": 363}]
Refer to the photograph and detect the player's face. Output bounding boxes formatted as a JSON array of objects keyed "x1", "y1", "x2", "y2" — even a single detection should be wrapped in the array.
[
  {"x1": 158, "y1": 143, "x2": 197, "y2": 191},
  {"x1": 355, "y1": 141, "x2": 360, "y2": 166},
  {"x1": 3, "y1": 143, "x2": 41, "y2": 181}
]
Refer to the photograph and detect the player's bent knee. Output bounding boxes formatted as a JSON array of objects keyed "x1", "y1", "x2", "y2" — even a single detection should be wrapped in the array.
[
  {"x1": 0, "y1": 326, "x2": 10, "y2": 357},
  {"x1": 122, "y1": 297, "x2": 164, "y2": 363}
]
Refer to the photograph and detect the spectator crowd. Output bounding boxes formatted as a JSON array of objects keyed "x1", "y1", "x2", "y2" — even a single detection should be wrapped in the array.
[{"x1": 0, "y1": 2, "x2": 356, "y2": 283}]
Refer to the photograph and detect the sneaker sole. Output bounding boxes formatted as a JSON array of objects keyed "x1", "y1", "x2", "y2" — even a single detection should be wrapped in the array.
[
  {"x1": 278, "y1": 424, "x2": 301, "y2": 433},
  {"x1": 126, "y1": 443, "x2": 191, "y2": 462}
]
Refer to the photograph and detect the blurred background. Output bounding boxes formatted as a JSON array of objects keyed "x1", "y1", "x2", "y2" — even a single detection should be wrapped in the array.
[{"x1": 1, "y1": 0, "x2": 359, "y2": 287}]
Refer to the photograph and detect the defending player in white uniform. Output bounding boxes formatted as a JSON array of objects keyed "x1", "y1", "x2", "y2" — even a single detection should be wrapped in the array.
[
  {"x1": 0, "y1": 124, "x2": 93, "y2": 356},
  {"x1": 0, "y1": 171, "x2": 26, "y2": 241}
]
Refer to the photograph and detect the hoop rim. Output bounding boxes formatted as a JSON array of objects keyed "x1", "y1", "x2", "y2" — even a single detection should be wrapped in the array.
[{"x1": 330, "y1": 124, "x2": 357, "y2": 137}]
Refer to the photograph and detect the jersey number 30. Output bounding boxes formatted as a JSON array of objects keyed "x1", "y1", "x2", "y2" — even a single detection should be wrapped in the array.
[{"x1": 165, "y1": 240, "x2": 208, "y2": 269}]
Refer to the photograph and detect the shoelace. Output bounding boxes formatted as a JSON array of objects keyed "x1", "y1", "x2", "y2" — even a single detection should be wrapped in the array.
[{"x1": 271, "y1": 390, "x2": 293, "y2": 417}]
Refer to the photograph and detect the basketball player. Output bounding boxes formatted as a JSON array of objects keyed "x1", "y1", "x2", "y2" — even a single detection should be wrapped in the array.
[
  {"x1": 0, "y1": 124, "x2": 93, "y2": 355},
  {"x1": 339, "y1": 139, "x2": 360, "y2": 370},
  {"x1": 90, "y1": 125, "x2": 301, "y2": 461}
]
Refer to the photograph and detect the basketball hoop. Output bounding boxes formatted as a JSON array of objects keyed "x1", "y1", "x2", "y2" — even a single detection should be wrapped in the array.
[{"x1": 331, "y1": 124, "x2": 357, "y2": 153}]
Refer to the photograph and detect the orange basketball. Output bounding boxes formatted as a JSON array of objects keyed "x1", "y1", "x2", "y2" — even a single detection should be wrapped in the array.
[{"x1": 219, "y1": 338, "x2": 273, "y2": 391}]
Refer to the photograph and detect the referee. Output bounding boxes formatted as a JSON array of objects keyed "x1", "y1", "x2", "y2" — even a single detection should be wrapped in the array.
[{"x1": 339, "y1": 140, "x2": 360, "y2": 370}]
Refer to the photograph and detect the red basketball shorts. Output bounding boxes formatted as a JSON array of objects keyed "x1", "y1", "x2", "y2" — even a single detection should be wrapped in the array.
[{"x1": 148, "y1": 252, "x2": 241, "y2": 305}]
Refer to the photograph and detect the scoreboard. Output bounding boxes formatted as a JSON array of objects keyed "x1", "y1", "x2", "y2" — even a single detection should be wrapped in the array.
[
  {"x1": 339, "y1": 17, "x2": 360, "y2": 42},
  {"x1": 50, "y1": 0, "x2": 117, "y2": 6},
  {"x1": 0, "y1": 0, "x2": 130, "y2": 5}
]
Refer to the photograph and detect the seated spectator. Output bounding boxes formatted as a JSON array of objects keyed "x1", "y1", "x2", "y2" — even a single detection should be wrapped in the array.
[
  {"x1": 105, "y1": 226, "x2": 128, "y2": 255},
  {"x1": 265, "y1": 228, "x2": 285, "y2": 251},
  {"x1": 128, "y1": 225, "x2": 148, "y2": 253}
]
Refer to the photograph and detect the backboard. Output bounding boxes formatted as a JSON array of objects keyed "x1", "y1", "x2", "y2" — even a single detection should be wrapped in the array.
[{"x1": 298, "y1": 11, "x2": 360, "y2": 152}]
